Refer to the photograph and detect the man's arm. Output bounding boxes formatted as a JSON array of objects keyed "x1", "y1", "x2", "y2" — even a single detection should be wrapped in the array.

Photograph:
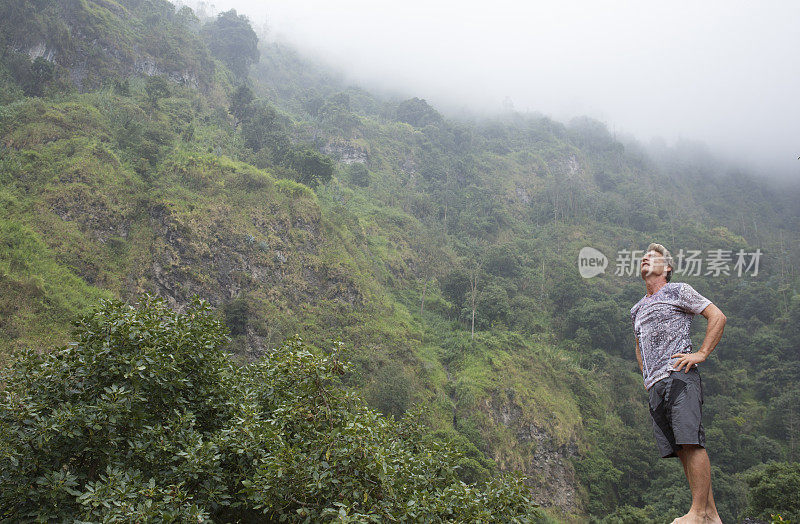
[
  {"x1": 635, "y1": 335, "x2": 643, "y2": 373},
  {"x1": 672, "y1": 303, "x2": 727, "y2": 372}
]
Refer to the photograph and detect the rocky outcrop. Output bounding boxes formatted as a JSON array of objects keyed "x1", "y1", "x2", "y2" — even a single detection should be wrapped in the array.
[
  {"x1": 45, "y1": 188, "x2": 131, "y2": 245},
  {"x1": 139, "y1": 199, "x2": 364, "y2": 352},
  {"x1": 515, "y1": 186, "x2": 532, "y2": 204},
  {"x1": 26, "y1": 42, "x2": 56, "y2": 62},
  {"x1": 551, "y1": 154, "x2": 586, "y2": 181},
  {"x1": 133, "y1": 54, "x2": 199, "y2": 89},
  {"x1": 484, "y1": 392, "x2": 581, "y2": 514},
  {"x1": 3, "y1": 0, "x2": 212, "y2": 92},
  {"x1": 322, "y1": 141, "x2": 368, "y2": 165}
]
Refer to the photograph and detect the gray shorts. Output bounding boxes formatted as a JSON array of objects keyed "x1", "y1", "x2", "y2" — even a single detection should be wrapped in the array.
[{"x1": 648, "y1": 368, "x2": 706, "y2": 458}]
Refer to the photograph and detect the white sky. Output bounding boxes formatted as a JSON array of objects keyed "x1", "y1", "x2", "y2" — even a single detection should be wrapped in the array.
[{"x1": 200, "y1": 0, "x2": 800, "y2": 180}]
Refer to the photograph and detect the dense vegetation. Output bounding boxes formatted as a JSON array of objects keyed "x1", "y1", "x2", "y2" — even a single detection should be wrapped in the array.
[
  {"x1": 1, "y1": 0, "x2": 799, "y2": 521},
  {"x1": 0, "y1": 296, "x2": 543, "y2": 521}
]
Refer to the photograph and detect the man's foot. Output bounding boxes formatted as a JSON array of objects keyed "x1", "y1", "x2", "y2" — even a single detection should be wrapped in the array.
[
  {"x1": 670, "y1": 512, "x2": 707, "y2": 524},
  {"x1": 671, "y1": 512, "x2": 722, "y2": 524}
]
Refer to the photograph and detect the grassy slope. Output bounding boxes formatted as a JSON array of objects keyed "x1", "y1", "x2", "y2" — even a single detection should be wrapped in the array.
[{"x1": 0, "y1": 93, "x2": 603, "y2": 518}]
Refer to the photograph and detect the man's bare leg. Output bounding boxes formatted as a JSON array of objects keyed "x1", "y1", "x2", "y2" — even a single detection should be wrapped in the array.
[
  {"x1": 671, "y1": 445, "x2": 722, "y2": 523},
  {"x1": 678, "y1": 455, "x2": 720, "y2": 522},
  {"x1": 706, "y1": 483, "x2": 720, "y2": 523}
]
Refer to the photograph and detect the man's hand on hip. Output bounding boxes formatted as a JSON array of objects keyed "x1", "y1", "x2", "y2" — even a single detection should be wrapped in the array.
[{"x1": 671, "y1": 352, "x2": 706, "y2": 372}]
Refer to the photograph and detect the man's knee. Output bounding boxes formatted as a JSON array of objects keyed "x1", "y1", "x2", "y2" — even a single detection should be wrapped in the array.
[{"x1": 676, "y1": 444, "x2": 705, "y2": 458}]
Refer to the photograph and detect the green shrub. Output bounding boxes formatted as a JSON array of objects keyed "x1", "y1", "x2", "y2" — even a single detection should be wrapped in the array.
[
  {"x1": 0, "y1": 296, "x2": 544, "y2": 522},
  {"x1": 349, "y1": 162, "x2": 371, "y2": 187},
  {"x1": 744, "y1": 462, "x2": 800, "y2": 522}
]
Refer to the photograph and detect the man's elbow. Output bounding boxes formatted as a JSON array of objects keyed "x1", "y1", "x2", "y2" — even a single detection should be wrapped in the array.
[{"x1": 703, "y1": 304, "x2": 726, "y2": 324}]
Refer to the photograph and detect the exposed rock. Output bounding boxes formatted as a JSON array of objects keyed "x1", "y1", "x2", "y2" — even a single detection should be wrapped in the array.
[
  {"x1": 68, "y1": 57, "x2": 89, "y2": 91},
  {"x1": 45, "y1": 188, "x2": 131, "y2": 243},
  {"x1": 26, "y1": 42, "x2": 56, "y2": 62},
  {"x1": 139, "y1": 200, "x2": 364, "y2": 353},
  {"x1": 552, "y1": 155, "x2": 585, "y2": 180},
  {"x1": 515, "y1": 186, "x2": 531, "y2": 204},
  {"x1": 484, "y1": 393, "x2": 581, "y2": 514},
  {"x1": 134, "y1": 57, "x2": 162, "y2": 77},
  {"x1": 133, "y1": 56, "x2": 199, "y2": 88},
  {"x1": 321, "y1": 141, "x2": 367, "y2": 165},
  {"x1": 5, "y1": 4, "x2": 208, "y2": 93}
]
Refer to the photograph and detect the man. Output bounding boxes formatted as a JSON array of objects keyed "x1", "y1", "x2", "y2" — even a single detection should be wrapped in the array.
[{"x1": 630, "y1": 243, "x2": 727, "y2": 524}]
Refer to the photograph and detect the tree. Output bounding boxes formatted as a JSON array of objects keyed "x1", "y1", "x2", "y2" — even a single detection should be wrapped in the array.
[
  {"x1": 0, "y1": 296, "x2": 544, "y2": 521},
  {"x1": 222, "y1": 296, "x2": 249, "y2": 337},
  {"x1": 441, "y1": 268, "x2": 471, "y2": 309},
  {"x1": 396, "y1": 97, "x2": 442, "y2": 128},
  {"x1": 283, "y1": 145, "x2": 334, "y2": 188},
  {"x1": 229, "y1": 84, "x2": 254, "y2": 125},
  {"x1": 144, "y1": 75, "x2": 170, "y2": 108},
  {"x1": 201, "y1": 9, "x2": 259, "y2": 79},
  {"x1": 4, "y1": 53, "x2": 54, "y2": 96},
  {"x1": 468, "y1": 260, "x2": 481, "y2": 340},
  {"x1": 240, "y1": 103, "x2": 284, "y2": 153},
  {"x1": 366, "y1": 361, "x2": 412, "y2": 419},
  {"x1": 744, "y1": 462, "x2": 800, "y2": 522},
  {"x1": 482, "y1": 243, "x2": 523, "y2": 280},
  {"x1": 765, "y1": 390, "x2": 800, "y2": 460},
  {"x1": 563, "y1": 300, "x2": 628, "y2": 355},
  {"x1": 29, "y1": 57, "x2": 54, "y2": 95},
  {"x1": 415, "y1": 239, "x2": 442, "y2": 318},
  {"x1": 348, "y1": 162, "x2": 370, "y2": 187},
  {"x1": 473, "y1": 283, "x2": 511, "y2": 330},
  {"x1": 0, "y1": 296, "x2": 231, "y2": 520}
]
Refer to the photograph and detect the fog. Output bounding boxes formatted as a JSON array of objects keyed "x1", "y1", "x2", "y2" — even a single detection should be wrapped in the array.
[{"x1": 201, "y1": 0, "x2": 800, "y2": 181}]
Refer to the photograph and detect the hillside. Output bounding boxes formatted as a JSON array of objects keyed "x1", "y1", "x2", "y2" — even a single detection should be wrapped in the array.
[{"x1": 1, "y1": 1, "x2": 799, "y2": 521}]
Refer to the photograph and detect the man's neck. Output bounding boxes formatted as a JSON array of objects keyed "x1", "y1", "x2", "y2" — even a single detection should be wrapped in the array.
[{"x1": 644, "y1": 278, "x2": 668, "y2": 297}]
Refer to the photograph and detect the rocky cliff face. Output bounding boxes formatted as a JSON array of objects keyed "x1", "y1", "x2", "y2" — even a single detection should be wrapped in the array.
[
  {"x1": 130, "y1": 182, "x2": 367, "y2": 354},
  {"x1": 321, "y1": 140, "x2": 368, "y2": 165},
  {"x1": 2, "y1": 0, "x2": 213, "y2": 92},
  {"x1": 484, "y1": 393, "x2": 582, "y2": 514},
  {"x1": 142, "y1": 198, "x2": 358, "y2": 307},
  {"x1": 16, "y1": 129, "x2": 371, "y2": 355}
]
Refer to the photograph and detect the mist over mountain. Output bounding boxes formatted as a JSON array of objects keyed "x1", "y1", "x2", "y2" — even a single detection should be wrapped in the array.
[{"x1": 203, "y1": 0, "x2": 800, "y2": 183}]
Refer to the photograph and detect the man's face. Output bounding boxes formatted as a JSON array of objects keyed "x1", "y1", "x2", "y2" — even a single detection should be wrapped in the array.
[{"x1": 640, "y1": 250, "x2": 670, "y2": 279}]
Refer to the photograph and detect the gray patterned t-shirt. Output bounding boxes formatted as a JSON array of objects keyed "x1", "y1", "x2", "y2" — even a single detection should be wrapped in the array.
[{"x1": 630, "y1": 282, "x2": 712, "y2": 390}]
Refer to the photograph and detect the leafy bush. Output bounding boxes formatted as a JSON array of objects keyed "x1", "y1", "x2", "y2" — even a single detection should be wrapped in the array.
[
  {"x1": 563, "y1": 300, "x2": 628, "y2": 356},
  {"x1": 201, "y1": 9, "x2": 259, "y2": 79},
  {"x1": 349, "y1": 162, "x2": 371, "y2": 187},
  {"x1": 744, "y1": 462, "x2": 800, "y2": 522},
  {"x1": 0, "y1": 296, "x2": 544, "y2": 522},
  {"x1": 396, "y1": 98, "x2": 442, "y2": 128},
  {"x1": 241, "y1": 103, "x2": 286, "y2": 153},
  {"x1": 145, "y1": 75, "x2": 171, "y2": 108},
  {"x1": 282, "y1": 145, "x2": 335, "y2": 188},
  {"x1": 365, "y1": 361, "x2": 413, "y2": 419},
  {"x1": 600, "y1": 504, "x2": 658, "y2": 524},
  {"x1": 471, "y1": 283, "x2": 511, "y2": 330}
]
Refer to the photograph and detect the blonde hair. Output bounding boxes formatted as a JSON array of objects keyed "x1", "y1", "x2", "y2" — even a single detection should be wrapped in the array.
[{"x1": 647, "y1": 242, "x2": 674, "y2": 282}]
